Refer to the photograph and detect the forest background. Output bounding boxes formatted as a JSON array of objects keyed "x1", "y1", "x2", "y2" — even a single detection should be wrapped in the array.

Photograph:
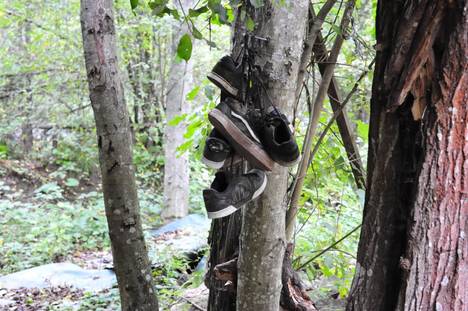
[{"x1": 0, "y1": 0, "x2": 375, "y2": 309}]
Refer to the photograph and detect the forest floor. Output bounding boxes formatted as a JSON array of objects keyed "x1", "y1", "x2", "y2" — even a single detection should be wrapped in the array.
[{"x1": 0, "y1": 159, "x2": 345, "y2": 310}]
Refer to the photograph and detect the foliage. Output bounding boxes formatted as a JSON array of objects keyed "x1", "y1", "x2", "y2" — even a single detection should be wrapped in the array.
[
  {"x1": 0, "y1": 0, "x2": 378, "y2": 307},
  {"x1": 0, "y1": 185, "x2": 109, "y2": 274}
]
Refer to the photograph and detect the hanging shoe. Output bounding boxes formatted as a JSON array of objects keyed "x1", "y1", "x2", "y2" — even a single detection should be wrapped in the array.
[
  {"x1": 207, "y1": 55, "x2": 244, "y2": 101},
  {"x1": 202, "y1": 129, "x2": 231, "y2": 169},
  {"x1": 203, "y1": 169, "x2": 267, "y2": 219},
  {"x1": 256, "y1": 106, "x2": 300, "y2": 167},
  {"x1": 208, "y1": 98, "x2": 274, "y2": 171}
]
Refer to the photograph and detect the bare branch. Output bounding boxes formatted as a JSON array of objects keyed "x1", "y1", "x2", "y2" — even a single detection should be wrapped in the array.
[{"x1": 286, "y1": 0, "x2": 356, "y2": 241}]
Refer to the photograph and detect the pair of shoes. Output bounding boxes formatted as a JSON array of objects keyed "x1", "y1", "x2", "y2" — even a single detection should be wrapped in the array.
[
  {"x1": 201, "y1": 122, "x2": 268, "y2": 219},
  {"x1": 206, "y1": 55, "x2": 300, "y2": 170},
  {"x1": 201, "y1": 55, "x2": 299, "y2": 219}
]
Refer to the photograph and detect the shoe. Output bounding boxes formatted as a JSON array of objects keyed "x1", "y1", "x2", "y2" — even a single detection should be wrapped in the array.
[
  {"x1": 202, "y1": 129, "x2": 231, "y2": 169},
  {"x1": 256, "y1": 107, "x2": 300, "y2": 166},
  {"x1": 208, "y1": 98, "x2": 274, "y2": 171},
  {"x1": 207, "y1": 55, "x2": 244, "y2": 101},
  {"x1": 203, "y1": 169, "x2": 267, "y2": 219}
]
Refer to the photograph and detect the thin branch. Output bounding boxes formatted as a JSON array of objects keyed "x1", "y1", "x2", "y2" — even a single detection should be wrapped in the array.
[
  {"x1": 297, "y1": 224, "x2": 361, "y2": 270},
  {"x1": 295, "y1": 0, "x2": 338, "y2": 102},
  {"x1": 307, "y1": 58, "x2": 375, "y2": 169},
  {"x1": 286, "y1": 0, "x2": 356, "y2": 241},
  {"x1": 2, "y1": 9, "x2": 76, "y2": 44}
]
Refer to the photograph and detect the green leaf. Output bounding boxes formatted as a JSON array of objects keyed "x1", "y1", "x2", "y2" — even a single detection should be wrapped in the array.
[
  {"x1": 249, "y1": 0, "x2": 264, "y2": 8},
  {"x1": 149, "y1": 0, "x2": 169, "y2": 15},
  {"x1": 186, "y1": 86, "x2": 200, "y2": 101},
  {"x1": 176, "y1": 139, "x2": 194, "y2": 155},
  {"x1": 0, "y1": 143, "x2": 8, "y2": 156},
  {"x1": 130, "y1": 0, "x2": 139, "y2": 10},
  {"x1": 184, "y1": 120, "x2": 202, "y2": 139},
  {"x1": 246, "y1": 16, "x2": 255, "y2": 31},
  {"x1": 65, "y1": 178, "x2": 79, "y2": 187},
  {"x1": 159, "y1": 7, "x2": 180, "y2": 19},
  {"x1": 188, "y1": 6, "x2": 209, "y2": 17},
  {"x1": 177, "y1": 34, "x2": 192, "y2": 61},
  {"x1": 208, "y1": 0, "x2": 228, "y2": 24},
  {"x1": 168, "y1": 114, "x2": 187, "y2": 126},
  {"x1": 331, "y1": 24, "x2": 342, "y2": 36},
  {"x1": 192, "y1": 26, "x2": 204, "y2": 40}
]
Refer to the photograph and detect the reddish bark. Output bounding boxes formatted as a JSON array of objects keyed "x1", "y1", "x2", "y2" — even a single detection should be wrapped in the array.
[{"x1": 347, "y1": 1, "x2": 467, "y2": 310}]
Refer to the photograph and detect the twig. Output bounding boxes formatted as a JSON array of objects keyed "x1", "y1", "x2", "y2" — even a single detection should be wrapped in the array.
[
  {"x1": 307, "y1": 58, "x2": 375, "y2": 168},
  {"x1": 2, "y1": 9, "x2": 76, "y2": 43},
  {"x1": 180, "y1": 296, "x2": 207, "y2": 311},
  {"x1": 297, "y1": 224, "x2": 361, "y2": 270},
  {"x1": 286, "y1": 0, "x2": 356, "y2": 241},
  {"x1": 295, "y1": 0, "x2": 338, "y2": 102}
]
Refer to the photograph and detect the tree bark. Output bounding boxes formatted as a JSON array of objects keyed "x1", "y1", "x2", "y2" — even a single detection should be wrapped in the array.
[
  {"x1": 347, "y1": 1, "x2": 467, "y2": 310},
  {"x1": 21, "y1": 20, "x2": 34, "y2": 156},
  {"x1": 162, "y1": 0, "x2": 193, "y2": 220},
  {"x1": 236, "y1": 2, "x2": 309, "y2": 310},
  {"x1": 79, "y1": 1, "x2": 159, "y2": 310}
]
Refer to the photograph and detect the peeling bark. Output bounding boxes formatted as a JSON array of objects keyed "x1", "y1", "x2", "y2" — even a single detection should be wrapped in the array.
[
  {"x1": 79, "y1": 1, "x2": 158, "y2": 310},
  {"x1": 347, "y1": 1, "x2": 467, "y2": 310},
  {"x1": 280, "y1": 244, "x2": 318, "y2": 311}
]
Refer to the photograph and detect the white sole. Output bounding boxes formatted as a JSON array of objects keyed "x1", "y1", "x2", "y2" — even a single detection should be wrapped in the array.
[
  {"x1": 252, "y1": 172, "x2": 268, "y2": 199},
  {"x1": 207, "y1": 205, "x2": 238, "y2": 219},
  {"x1": 207, "y1": 72, "x2": 238, "y2": 97},
  {"x1": 207, "y1": 173, "x2": 267, "y2": 219},
  {"x1": 201, "y1": 156, "x2": 225, "y2": 169}
]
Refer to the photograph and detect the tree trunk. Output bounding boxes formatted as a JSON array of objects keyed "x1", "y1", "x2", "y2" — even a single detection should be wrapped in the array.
[
  {"x1": 162, "y1": 0, "x2": 193, "y2": 220},
  {"x1": 347, "y1": 1, "x2": 467, "y2": 310},
  {"x1": 236, "y1": 2, "x2": 309, "y2": 310},
  {"x1": 79, "y1": 1, "x2": 159, "y2": 310},
  {"x1": 21, "y1": 20, "x2": 34, "y2": 156}
]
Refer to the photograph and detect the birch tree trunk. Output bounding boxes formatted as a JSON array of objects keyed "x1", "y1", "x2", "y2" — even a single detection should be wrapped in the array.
[
  {"x1": 162, "y1": 0, "x2": 193, "y2": 220},
  {"x1": 347, "y1": 1, "x2": 467, "y2": 310},
  {"x1": 236, "y1": 2, "x2": 309, "y2": 310},
  {"x1": 80, "y1": 1, "x2": 159, "y2": 310}
]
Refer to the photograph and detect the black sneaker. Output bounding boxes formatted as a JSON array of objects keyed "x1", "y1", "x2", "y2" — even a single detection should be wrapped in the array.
[
  {"x1": 207, "y1": 55, "x2": 244, "y2": 101},
  {"x1": 203, "y1": 169, "x2": 267, "y2": 219},
  {"x1": 253, "y1": 107, "x2": 300, "y2": 166},
  {"x1": 202, "y1": 129, "x2": 231, "y2": 169},
  {"x1": 208, "y1": 98, "x2": 274, "y2": 171}
]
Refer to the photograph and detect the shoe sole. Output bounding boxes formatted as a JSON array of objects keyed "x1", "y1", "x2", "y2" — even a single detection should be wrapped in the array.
[
  {"x1": 207, "y1": 172, "x2": 267, "y2": 219},
  {"x1": 208, "y1": 109, "x2": 274, "y2": 171},
  {"x1": 201, "y1": 156, "x2": 225, "y2": 169},
  {"x1": 207, "y1": 72, "x2": 239, "y2": 99},
  {"x1": 275, "y1": 154, "x2": 302, "y2": 167},
  {"x1": 252, "y1": 171, "x2": 268, "y2": 199},
  {"x1": 207, "y1": 205, "x2": 238, "y2": 219}
]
